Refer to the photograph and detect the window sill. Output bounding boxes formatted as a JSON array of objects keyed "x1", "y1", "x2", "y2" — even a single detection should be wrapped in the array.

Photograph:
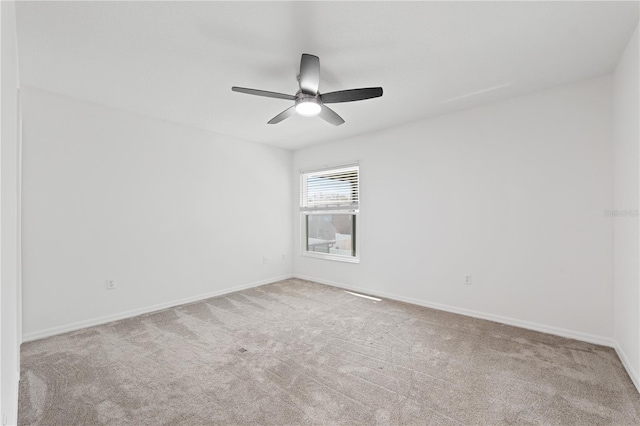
[{"x1": 302, "y1": 251, "x2": 360, "y2": 264}]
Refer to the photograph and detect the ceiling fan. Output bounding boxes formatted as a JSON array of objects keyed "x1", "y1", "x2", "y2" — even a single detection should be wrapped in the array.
[{"x1": 232, "y1": 54, "x2": 383, "y2": 126}]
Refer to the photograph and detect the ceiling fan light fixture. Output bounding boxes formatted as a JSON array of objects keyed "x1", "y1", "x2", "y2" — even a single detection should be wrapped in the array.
[{"x1": 295, "y1": 98, "x2": 321, "y2": 117}]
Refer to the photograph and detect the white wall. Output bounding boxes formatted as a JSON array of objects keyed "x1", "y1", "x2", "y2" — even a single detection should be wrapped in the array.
[
  {"x1": 613, "y1": 23, "x2": 640, "y2": 390},
  {"x1": 21, "y1": 87, "x2": 292, "y2": 340},
  {"x1": 294, "y1": 76, "x2": 614, "y2": 344},
  {"x1": 1, "y1": 1, "x2": 22, "y2": 424}
]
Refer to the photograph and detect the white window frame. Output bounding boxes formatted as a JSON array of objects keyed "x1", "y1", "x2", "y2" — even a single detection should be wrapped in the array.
[{"x1": 300, "y1": 164, "x2": 360, "y2": 263}]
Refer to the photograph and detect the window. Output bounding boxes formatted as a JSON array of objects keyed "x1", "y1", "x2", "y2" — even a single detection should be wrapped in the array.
[{"x1": 300, "y1": 164, "x2": 359, "y2": 262}]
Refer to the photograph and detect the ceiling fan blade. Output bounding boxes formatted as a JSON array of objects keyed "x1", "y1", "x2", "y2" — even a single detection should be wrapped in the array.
[
  {"x1": 268, "y1": 106, "x2": 296, "y2": 124},
  {"x1": 321, "y1": 87, "x2": 383, "y2": 104},
  {"x1": 299, "y1": 54, "x2": 320, "y2": 95},
  {"x1": 318, "y1": 104, "x2": 345, "y2": 126},
  {"x1": 232, "y1": 86, "x2": 296, "y2": 101}
]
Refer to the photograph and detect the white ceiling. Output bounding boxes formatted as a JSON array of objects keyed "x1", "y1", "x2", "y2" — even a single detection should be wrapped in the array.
[{"x1": 15, "y1": 1, "x2": 639, "y2": 150}]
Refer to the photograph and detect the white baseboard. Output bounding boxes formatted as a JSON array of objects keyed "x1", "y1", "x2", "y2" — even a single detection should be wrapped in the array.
[
  {"x1": 295, "y1": 274, "x2": 640, "y2": 395},
  {"x1": 614, "y1": 342, "x2": 640, "y2": 394},
  {"x1": 22, "y1": 273, "x2": 638, "y2": 396},
  {"x1": 22, "y1": 274, "x2": 293, "y2": 342},
  {"x1": 293, "y1": 274, "x2": 616, "y2": 348}
]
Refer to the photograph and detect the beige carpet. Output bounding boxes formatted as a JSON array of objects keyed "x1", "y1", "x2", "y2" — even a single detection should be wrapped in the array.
[{"x1": 18, "y1": 278, "x2": 640, "y2": 425}]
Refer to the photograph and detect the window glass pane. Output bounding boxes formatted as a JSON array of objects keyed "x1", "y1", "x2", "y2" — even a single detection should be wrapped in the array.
[{"x1": 306, "y1": 214, "x2": 355, "y2": 257}]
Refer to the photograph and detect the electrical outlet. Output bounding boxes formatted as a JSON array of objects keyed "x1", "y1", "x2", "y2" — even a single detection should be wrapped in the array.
[
  {"x1": 262, "y1": 256, "x2": 269, "y2": 264},
  {"x1": 106, "y1": 280, "x2": 116, "y2": 290},
  {"x1": 464, "y1": 275, "x2": 472, "y2": 285},
  {"x1": 281, "y1": 254, "x2": 286, "y2": 262}
]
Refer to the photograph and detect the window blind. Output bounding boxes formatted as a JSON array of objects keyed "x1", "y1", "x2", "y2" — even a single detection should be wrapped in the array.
[{"x1": 300, "y1": 165, "x2": 359, "y2": 212}]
